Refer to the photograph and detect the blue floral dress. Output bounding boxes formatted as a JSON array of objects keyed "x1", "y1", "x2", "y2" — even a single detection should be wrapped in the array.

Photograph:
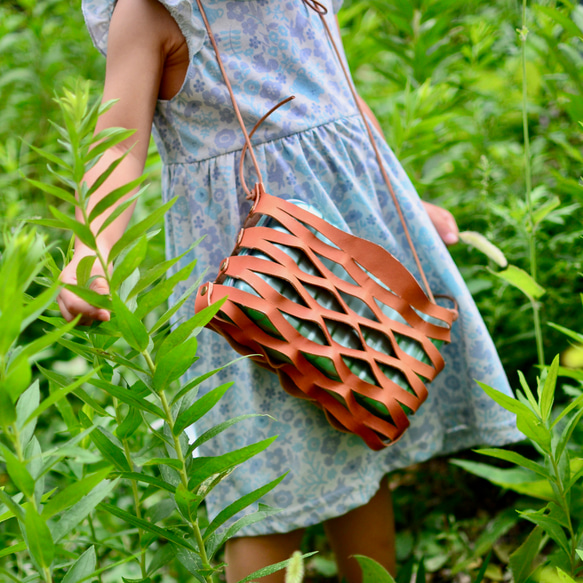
[{"x1": 83, "y1": 0, "x2": 523, "y2": 536}]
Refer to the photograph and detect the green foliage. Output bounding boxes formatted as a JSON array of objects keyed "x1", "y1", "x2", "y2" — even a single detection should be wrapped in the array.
[
  {"x1": 340, "y1": 0, "x2": 583, "y2": 378},
  {"x1": 0, "y1": 82, "x2": 295, "y2": 583},
  {"x1": 454, "y1": 348, "x2": 583, "y2": 581}
]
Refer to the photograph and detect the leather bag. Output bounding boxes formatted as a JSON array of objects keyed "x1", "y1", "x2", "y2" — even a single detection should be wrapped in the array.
[{"x1": 193, "y1": 0, "x2": 457, "y2": 450}]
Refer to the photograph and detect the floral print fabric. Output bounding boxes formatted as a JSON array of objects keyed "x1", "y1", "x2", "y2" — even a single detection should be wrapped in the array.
[{"x1": 83, "y1": 0, "x2": 523, "y2": 535}]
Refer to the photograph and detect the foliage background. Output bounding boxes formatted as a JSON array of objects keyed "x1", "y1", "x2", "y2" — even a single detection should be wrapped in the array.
[{"x1": 1, "y1": 0, "x2": 582, "y2": 581}]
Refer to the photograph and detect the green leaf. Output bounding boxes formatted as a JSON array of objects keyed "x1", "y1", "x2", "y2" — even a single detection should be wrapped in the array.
[
  {"x1": 1, "y1": 356, "x2": 32, "y2": 404},
  {"x1": 0, "y1": 386, "x2": 17, "y2": 426},
  {"x1": 109, "y1": 198, "x2": 177, "y2": 263},
  {"x1": 459, "y1": 231, "x2": 507, "y2": 268},
  {"x1": 555, "y1": 406, "x2": 583, "y2": 466},
  {"x1": 16, "y1": 381, "x2": 40, "y2": 448},
  {"x1": 490, "y1": 265, "x2": 546, "y2": 300},
  {"x1": 556, "y1": 568, "x2": 578, "y2": 583},
  {"x1": 147, "y1": 543, "x2": 176, "y2": 576},
  {"x1": 519, "y1": 507, "x2": 570, "y2": 557},
  {"x1": 353, "y1": 555, "x2": 396, "y2": 583},
  {"x1": 157, "y1": 300, "x2": 225, "y2": 362},
  {"x1": 476, "y1": 448, "x2": 550, "y2": 479},
  {"x1": 171, "y1": 357, "x2": 240, "y2": 406},
  {"x1": 85, "y1": 128, "x2": 136, "y2": 162},
  {"x1": 18, "y1": 316, "x2": 79, "y2": 363},
  {"x1": 26, "y1": 178, "x2": 78, "y2": 206},
  {"x1": 472, "y1": 550, "x2": 491, "y2": 583},
  {"x1": 29, "y1": 143, "x2": 72, "y2": 170},
  {"x1": 509, "y1": 526, "x2": 544, "y2": 583},
  {"x1": 0, "y1": 299, "x2": 22, "y2": 355},
  {"x1": 237, "y1": 553, "x2": 317, "y2": 583},
  {"x1": 24, "y1": 367, "x2": 98, "y2": 428},
  {"x1": 532, "y1": 195, "x2": 561, "y2": 226},
  {"x1": 517, "y1": 371, "x2": 540, "y2": 415},
  {"x1": 415, "y1": 558, "x2": 426, "y2": 583},
  {"x1": 153, "y1": 337, "x2": 198, "y2": 394},
  {"x1": 548, "y1": 322, "x2": 583, "y2": 346},
  {"x1": 100, "y1": 503, "x2": 196, "y2": 551},
  {"x1": 24, "y1": 506, "x2": 55, "y2": 568},
  {"x1": 450, "y1": 459, "x2": 553, "y2": 500},
  {"x1": 540, "y1": 355, "x2": 559, "y2": 423},
  {"x1": 186, "y1": 414, "x2": 263, "y2": 455},
  {"x1": 174, "y1": 483, "x2": 204, "y2": 522},
  {"x1": 477, "y1": 381, "x2": 549, "y2": 448},
  {"x1": 112, "y1": 293, "x2": 149, "y2": 352},
  {"x1": 204, "y1": 473, "x2": 287, "y2": 540},
  {"x1": 97, "y1": 190, "x2": 146, "y2": 236},
  {"x1": 62, "y1": 546, "x2": 97, "y2": 583},
  {"x1": 88, "y1": 377, "x2": 165, "y2": 418},
  {"x1": 188, "y1": 437, "x2": 277, "y2": 489},
  {"x1": 116, "y1": 406, "x2": 142, "y2": 439},
  {"x1": 551, "y1": 393, "x2": 583, "y2": 429},
  {"x1": 172, "y1": 546, "x2": 207, "y2": 582},
  {"x1": 131, "y1": 247, "x2": 198, "y2": 301},
  {"x1": 173, "y1": 382, "x2": 232, "y2": 436},
  {"x1": 43, "y1": 467, "x2": 112, "y2": 518},
  {"x1": 0, "y1": 490, "x2": 24, "y2": 521},
  {"x1": 79, "y1": 411, "x2": 131, "y2": 471},
  {"x1": 76, "y1": 255, "x2": 97, "y2": 288},
  {"x1": 135, "y1": 261, "x2": 195, "y2": 320},
  {"x1": 114, "y1": 472, "x2": 176, "y2": 493},
  {"x1": 0, "y1": 445, "x2": 35, "y2": 497},
  {"x1": 0, "y1": 542, "x2": 27, "y2": 558},
  {"x1": 88, "y1": 175, "x2": 146, "y2": 224},
  {"x1": 51, "y1": 478, "x2": 119, "y2": 543},
  {"x1": 21, "y1": 281, "x2": 60, "y2": 331},
  {"x1": 143, "y1": 458, "x2": 183, "y2": 470},
  {"x1": 49, "y1": 205, "x2": 96, "y2": 249},
  {"x1": 111, "y1": 237, "x2": 148, "y2": 292}
]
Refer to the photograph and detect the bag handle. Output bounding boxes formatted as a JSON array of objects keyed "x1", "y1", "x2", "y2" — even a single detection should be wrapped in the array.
[{"x1": 194, "y1": 0, "x2": 435, "y2": 302}]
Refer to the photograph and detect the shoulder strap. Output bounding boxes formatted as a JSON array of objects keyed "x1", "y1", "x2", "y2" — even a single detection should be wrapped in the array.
[{"x1": 194, "y1": 0, "x2": 435, "y2": 301}]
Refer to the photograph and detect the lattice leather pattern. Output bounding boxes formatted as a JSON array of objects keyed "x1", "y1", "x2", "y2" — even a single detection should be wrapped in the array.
[{"x1": 195, "y1": 185, "x2": 458, "y2": 450}]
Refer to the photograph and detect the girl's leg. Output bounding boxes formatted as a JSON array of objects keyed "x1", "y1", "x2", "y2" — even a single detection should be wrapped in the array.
[
  {"x1": 324, "y1": 476, "x2": 396, "y2": 583},
  {"x1": 225, "y1": 528, "x2": 306, "y2": 583}
]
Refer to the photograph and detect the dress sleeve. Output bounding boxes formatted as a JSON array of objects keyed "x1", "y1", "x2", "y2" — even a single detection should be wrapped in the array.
[{"x1": 81, "y1": 0, "x2": 206, "y2": 61}]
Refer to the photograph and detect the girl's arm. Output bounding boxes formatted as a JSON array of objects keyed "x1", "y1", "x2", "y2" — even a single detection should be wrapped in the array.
[{"x1": 57, "y1": 0, "x2": 185, "y2": 323}]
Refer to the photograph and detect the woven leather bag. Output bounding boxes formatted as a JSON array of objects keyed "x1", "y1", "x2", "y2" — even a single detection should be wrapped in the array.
[{"x1": 193, "y1": 0, "x2": 458, "y2": 450}]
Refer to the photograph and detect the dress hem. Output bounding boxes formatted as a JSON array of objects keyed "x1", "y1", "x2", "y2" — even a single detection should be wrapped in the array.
[{"x1": 229, "y1": 422, "x2": 524, "y2": 537}]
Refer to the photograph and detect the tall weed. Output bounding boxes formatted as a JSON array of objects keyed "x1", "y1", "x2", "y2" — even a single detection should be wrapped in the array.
[{"x1": 0, "y1": 82, "x2": 299, "y2": 582}]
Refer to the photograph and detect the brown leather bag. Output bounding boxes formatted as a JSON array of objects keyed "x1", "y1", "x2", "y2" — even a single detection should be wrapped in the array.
[{"x1": 194, "y1": 0, "x2": 457, "y2": 450}]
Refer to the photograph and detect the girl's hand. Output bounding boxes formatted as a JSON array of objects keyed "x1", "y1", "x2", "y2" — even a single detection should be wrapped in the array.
[
  {"x1": 422, "y1": 201, "x2": 459, "y2": 246},
  {"x1": 57, "y1": 249, "x2": 111, "y2": 325}
]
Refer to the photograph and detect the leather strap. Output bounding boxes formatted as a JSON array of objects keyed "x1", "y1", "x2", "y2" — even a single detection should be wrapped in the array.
[{"x1": 194, "y1": 0, "x2": 436, "y2": 301}]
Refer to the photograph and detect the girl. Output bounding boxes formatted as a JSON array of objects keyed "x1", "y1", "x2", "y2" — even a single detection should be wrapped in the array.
[{"x1": 58, "y1": 0, "x2": 523, "y2": 580}]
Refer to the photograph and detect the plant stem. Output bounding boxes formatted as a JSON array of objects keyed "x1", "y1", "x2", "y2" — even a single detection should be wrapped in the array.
[
  {"x1": 114, "y1": 397, "x2": 147, "y2": 579},
  {"x1": 520, "y1": 0, "x2": 545, "y2": 366},
  {"x1": 141, "y1": 348, "x2": 213, "y2": 582},
  {"x1": 87, "y1": 516, "x2": 105, "y2": 583},
  {"x1": 41, "y1": 565, "x2": 53, "y2": 583},
  {"x1": 158, "y1": 389, "x2": 214, "y2": 583},
  {"x1": 550, "y1": 456, "x2": 577, "y2": 574}
]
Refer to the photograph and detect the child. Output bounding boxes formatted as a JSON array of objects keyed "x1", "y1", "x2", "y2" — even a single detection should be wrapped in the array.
[{"x1": 58, "y1": 0, "x2": 523, "y2": 580}]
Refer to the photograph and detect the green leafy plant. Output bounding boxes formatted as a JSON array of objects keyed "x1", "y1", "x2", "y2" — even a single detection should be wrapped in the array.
[
  {"x1": 0, "y1": 81, "x2": 311, "y2": 582},
  {"x1": 453, "y1": 348, "x2": 583, "y2": 581}
]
